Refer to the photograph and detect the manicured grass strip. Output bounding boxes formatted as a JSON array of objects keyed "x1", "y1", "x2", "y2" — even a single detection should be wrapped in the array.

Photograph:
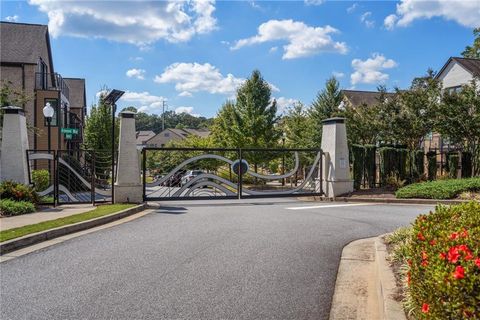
[
  {"x1": 0, "y1": 204, "x2": 135, "y2": 243},
  {"x1": 395, "y1": 177, "x2": 480, "y2": 199}
]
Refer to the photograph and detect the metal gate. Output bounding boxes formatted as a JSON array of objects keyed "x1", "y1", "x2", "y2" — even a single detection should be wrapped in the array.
[
  {"x1": 142, "y1": 148, "x2": 324, "y2": 201},
  {"x1": 26, "y1": 149, "x2": 114, "y2": 205}
]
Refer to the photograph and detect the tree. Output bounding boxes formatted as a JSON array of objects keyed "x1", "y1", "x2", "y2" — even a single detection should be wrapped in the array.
[
  {"x1": 212, "y1": 70, "x2": 280, "y2": 148},
  {"x1": 462, "y1": 28, "x2": 480, "y2": 59},
  {"x1": 436, "y1": 79, "x2": 480, "y2": 175},
  {"x1": 309, "y1": 77, "x2": 343, "y2": 146},
  {"x1": 343, "y1": 102, "x2": 382, "y2": 145},
  {"x1": 282, "y1": 102, "x2": 315, "y2": 149}
]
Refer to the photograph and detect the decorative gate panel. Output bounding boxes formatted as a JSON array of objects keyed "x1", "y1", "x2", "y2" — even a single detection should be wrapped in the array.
[{"x1": 143, "y1": 148, "x2": 324, "y2": 201}]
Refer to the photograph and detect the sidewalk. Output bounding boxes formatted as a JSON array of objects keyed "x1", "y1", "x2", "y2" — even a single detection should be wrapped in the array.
[{"x1": 0, "y1": 204, "x2": 95, "y2": 231}]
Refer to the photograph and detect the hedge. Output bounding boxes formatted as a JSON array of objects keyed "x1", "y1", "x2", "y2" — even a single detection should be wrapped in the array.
[
  {"x1": 0, "y1": 199, "x2": 36, "y2": 216},
  {"x1": 364, "y1": 145, "x2": 376, "y2": 188},
  {"x1": 448, "y1": 154, "x2": 459, "y2": 179},
  {"x1": 395, "y1": 202, "x2": 480, "y2": 319},
  {"x1": 395, "y1": 177, "x2": 480, "y2": 199},
  {"x1": 426, "y1": 151, "x2": 437, "y2": 181},
  {"x1": 351, "y1": 144, "x2": 365, "y2": 190},
  {"x1": 462, "y1": 152, "x2": 473, "y2": 178}
]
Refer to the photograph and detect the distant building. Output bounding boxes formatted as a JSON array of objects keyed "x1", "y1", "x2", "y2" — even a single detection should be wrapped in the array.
[
  {"x1": 137, "y1": 128, "x2": 210, "y2": 148},
  {"x1": 341, "y1": 89, "x2": 395, "y2": 108},
  {"x1": 0, "y1": 21, "x2": 87, "y2": 151},
  {"x1": 435, "y1": 57, "x2": 480, "y2": 93}
]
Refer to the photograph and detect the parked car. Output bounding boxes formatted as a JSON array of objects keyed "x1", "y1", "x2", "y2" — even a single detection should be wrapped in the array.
[
  {"x1": 181, "y1": 170, "x2": 205, "y2": 186},
  {"x1": 161, "y1": 170, "x2": 185, "y2": 187}
]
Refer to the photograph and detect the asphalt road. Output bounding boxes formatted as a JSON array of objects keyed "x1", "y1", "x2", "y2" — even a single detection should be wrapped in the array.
[{"x1": 0, "y1": 199, "x2": 433, "y2": 320}]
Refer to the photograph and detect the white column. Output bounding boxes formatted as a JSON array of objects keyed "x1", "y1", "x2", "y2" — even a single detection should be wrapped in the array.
[
  {"x1": 0, "y1": 107, "x2": 30, "y2": 184},
  {"x1": 114, "y1": 111, "x2": 142, "y2": 203},
  {"x1": 321, "y1": 117, "x2": 353, "y2": 198}
]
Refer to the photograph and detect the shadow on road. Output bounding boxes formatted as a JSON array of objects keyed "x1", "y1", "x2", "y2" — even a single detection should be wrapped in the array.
[{"x1": 153, "y1": 206, "x2": 188, "y2": 215}]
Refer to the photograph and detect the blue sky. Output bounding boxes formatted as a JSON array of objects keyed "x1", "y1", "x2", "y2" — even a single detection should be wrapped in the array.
[{"x1": 1, "y1": 0, "x2": 478, "y2": 117}]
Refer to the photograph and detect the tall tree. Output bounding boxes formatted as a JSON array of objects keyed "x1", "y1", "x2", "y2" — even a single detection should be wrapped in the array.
[
  {"x1": 282, "y1": 102, "x2": 315, "y2": 149},
  {"x1": 462, "y1": 28, "x2": 480, "y2": 59},
  {"x1": 212, "y1": 70, "x2": 280, "y2": 148},
  {"x1": 309, "y1": 77, "x2": 343, "y2": 146},
  {"x1": 436, "y1": 79, "x2": 480, "y2": 175}
]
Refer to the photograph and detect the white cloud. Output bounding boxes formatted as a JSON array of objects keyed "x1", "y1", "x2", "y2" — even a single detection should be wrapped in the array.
[
  {"x1": 304, "y1": 0, "x2": 324, "y2": 5},
  {"x1": 231, "y1": 19, "x2": 347, "y2": 59},
  {"x1": 384, "y1": 0, "x2": 480, "y2": 30},
  {"x1": 274, "y1": 97, "x2": 300, "y2": 114},
  {"x1": 269, "y1": 46, "x2": 278, "y2": 53},
  {"x1": 119, "y1": 90, "x2": 167, "y2": 114},
  {"x1": 5, "y1": 15, "x2": 19, "y2": 22},
  {"x1": 28, "y1": 0, "x2": 217, "y2": 46},
  {"x1": 360, "y1": 12, "x2": 375, "y2": 28},
  {"x1": 175, "y1": 106, "x2": 200, "y2": 117},
  {"x1": 350, "y1": 53, "x2": 398, "y2": 85},
  {"x1": 154, "y1": 62, "x2": 239, "y2": 97},
  {"x1": 332, "y1": 71, "x2": 345, "y2": 78},
  {"x1": 347, "y1": 3, "x2": 358, "y2": 14},
  {"x1": 129, "y1": 56, "x2": 143, "y2": 62},
  {"x1": 126, "y1": 68, "x2": 146, "y2": 80}
]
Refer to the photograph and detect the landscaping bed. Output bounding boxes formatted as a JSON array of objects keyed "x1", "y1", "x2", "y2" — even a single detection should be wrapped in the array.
[
  {"x1": 395, "y1": 177, "x2": 480, "y2": 199},
  {"x1": 385, "y1": 202, "x2": 480, "y2": 319}
]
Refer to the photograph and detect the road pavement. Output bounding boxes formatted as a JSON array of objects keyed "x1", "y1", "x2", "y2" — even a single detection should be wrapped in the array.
[{"x1": 0, "y1": 199, "x2": 433, "y2": 320}]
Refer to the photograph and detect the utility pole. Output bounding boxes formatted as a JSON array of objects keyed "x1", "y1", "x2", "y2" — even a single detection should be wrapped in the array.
[{"x1": 162, "y1": 100, "x2": 165, "y2": 131}]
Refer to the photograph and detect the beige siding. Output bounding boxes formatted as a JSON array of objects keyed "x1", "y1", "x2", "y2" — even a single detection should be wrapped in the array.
[{"x1": 438, "y1": 61, "x2": 473, "y2": 89}]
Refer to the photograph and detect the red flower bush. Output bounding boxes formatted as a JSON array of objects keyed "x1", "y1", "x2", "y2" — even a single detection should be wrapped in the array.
[{"x1": 404, "y1": 202, "x2": 480, "y2": 319}]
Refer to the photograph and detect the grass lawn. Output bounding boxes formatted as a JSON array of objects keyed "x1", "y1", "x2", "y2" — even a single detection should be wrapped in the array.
[
  {"x1": 0, "y1": 204, "x2": 135, "y2": 243},
  {"x1": 395, "y1": 177, "x2": 480, "y2": 199}
]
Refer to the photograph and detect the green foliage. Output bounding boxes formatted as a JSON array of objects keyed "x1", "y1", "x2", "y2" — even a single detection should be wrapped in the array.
[
  {"x1": 31, "y1": 169, "x2": 50, "y2": 192},
  {"x1": 462, "y1": 28, "x2": 480, "y2": 58},
  {"x1": 282, "y1": 102, "x2": 316, "y2": 149},
  {"x1": 399, "y1": 202, "x2": 480, "y2": 319},
  {"x1": 448, "y1": 154, "x2": 459, "y2": 179},
  {"x1": 343, "y1": 103, "x2": 381, "y2": 145},
  {"x1": 411, "y1": 150, "x2": 425, "y2": 182},
  {"x1": 462, "y1": 152, "x2": 473, "y2": 178},
  {"x1": 364, "y1": 145, "x2": 376, "y2": 188},
  {"x1": 436, "y1": 80, "x2": 480, "y2": 175},
  {"x1": 309, "y1": 77, "x2": 343, "y2": 146},
  {"x1": 0, "y1": 199, "x2": 36, "y2": 216},
  {"x1": 427, "y1": 151, "x2": 437, "y2": 181},
  {"x1": 351, "y1": 144, "x2": 365, "y2": 190},
  {"x1": 395, "y1": 177, "x2": 480, "y2": 199},
  {"x1": 0, "y1": 181, "x2": 39, "y2": 204},
  {"x1": 385, "y1": 173, "x2": 406, "y2": 191},
  {"x1": 379, "y1": 147, "x2": 408, "y2": 185}
]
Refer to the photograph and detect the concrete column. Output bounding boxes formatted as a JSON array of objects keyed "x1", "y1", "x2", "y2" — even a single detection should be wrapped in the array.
[
  {"x1": 114, "y1": 111, "x2": 142, "y2": 203},
  {"x1": 321, "y1": 117, "x2": 353, "y2": 198},
  {"x1": 0, "y1": 107, "x2": 30, "y2": 184}
]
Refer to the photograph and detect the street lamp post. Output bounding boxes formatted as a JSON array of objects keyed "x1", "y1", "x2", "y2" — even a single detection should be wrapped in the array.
[
  {"x1": 103, "y1": 89, "x2": 125, "y2": 203},
  {"x1": 43, "y1": 102, "x2": 54, "y2": 153}
]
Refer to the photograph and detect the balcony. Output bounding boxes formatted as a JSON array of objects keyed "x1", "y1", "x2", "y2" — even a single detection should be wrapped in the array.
[{"x1": 35, "y1": 72, "x2": 70, "y2": 100}]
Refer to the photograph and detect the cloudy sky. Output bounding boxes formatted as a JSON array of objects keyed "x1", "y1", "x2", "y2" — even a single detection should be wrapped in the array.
[{"x1": 2, "y1": 0, "x2": 478, "y2": 117}]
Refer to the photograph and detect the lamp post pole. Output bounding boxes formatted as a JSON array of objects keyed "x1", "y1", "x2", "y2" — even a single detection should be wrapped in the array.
[
  {"x1": 282, "y1": 133, "x2": 286, "y2": 186},
  {"x1": 111, "y1": 103, "x2": 116, "y2": 203},
  {"x1": 43, "y1": 102, "x2": 55, "y2": 205}
]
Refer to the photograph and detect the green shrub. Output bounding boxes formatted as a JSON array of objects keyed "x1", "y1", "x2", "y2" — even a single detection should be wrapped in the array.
[
  {"x1": 462, "y1": 152, "x2": 473, "y2": 178},
  {"x1": 401, "y1": 202, "x2": 480, "y2": 319},
  {"x1": 31, "y1": 169, "x2": 50, "y2": 192},
  {"x1": 0, "y1": 199, "x2": 36, "y2": 216},
  {"x1": 364, "y1": 145, "x2": 376, "y2": 188},
  {"x1": 448, "y1": 154, "x2": 459, "y2": 179},
  {"x1": 426, "y1": 151, "x2": 437, "y2": 181},
  {"x1": 351, "y1": 144, "x2": 365, "y2": 190},
  {"x1": 410, "y1": 150, "x2": 425, "y2": 182},
  {"x1": 0, "y1": 181, "x2": 39, "y2": 204},
  {"x1": 396, "y1": 177, "x2": 480, "y2": 199}
]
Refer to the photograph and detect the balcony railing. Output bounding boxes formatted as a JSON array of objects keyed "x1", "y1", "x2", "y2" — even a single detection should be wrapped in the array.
[{"x1": 35, "y1": 72, "x2": 70, "y2": 100}]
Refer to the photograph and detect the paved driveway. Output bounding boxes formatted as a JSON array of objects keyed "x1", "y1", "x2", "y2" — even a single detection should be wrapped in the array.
[{"x1": 0, "y1": 199, "x2": 432, "y2": 320}]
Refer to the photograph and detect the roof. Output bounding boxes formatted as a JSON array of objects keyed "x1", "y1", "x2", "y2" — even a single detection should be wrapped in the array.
[
  {"x1": 136, "y1": 131, "x2": 156, "y2": 145},
  {"x1": 436, "y1": 57, "x2": 480, "y2": 78},
  {"x1": 0, "y1": 22, "x2": 54, "y2": 73},
  {"x1": 63, "y1": 78, "x2": 86, "y2": 109},
  {"x1": 341, "y1": 90, "x2": 395, "y2": 107},
  {"x1": 146, "y1": 128, "x2": 210, "y2": 143}
]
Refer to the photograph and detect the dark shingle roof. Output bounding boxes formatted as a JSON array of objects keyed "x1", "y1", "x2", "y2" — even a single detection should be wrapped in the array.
[
  {"x1": 452, "y1": 57, "x2": 480, "y2": 76},
  {"x1": 63, "y1": 78, "x2": 86, "y2": 110},
  {"x1": 0, "y1": 22, "x2": 53, "y2": 70},
  {"x1": 341, "y1": 90, "x2": 395, "y2": 107}
]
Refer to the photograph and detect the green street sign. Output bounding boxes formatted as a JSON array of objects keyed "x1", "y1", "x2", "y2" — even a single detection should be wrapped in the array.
[
  {"x1": 61, "y1": 128, "x2": 79, "y2": 134},
  {"x1": 65, "y1": 133, "x2": 73, "y2": 139}
]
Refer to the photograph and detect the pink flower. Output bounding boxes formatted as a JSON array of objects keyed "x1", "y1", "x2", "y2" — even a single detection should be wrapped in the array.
[
  {"x1": 417, "y1": 232, "x2": 425, "y2": 241},
  {"x1": 422, "y1": 303, "x2": 430, "y2": 313},
  {"x1": 453, "y1": 265, "x2": 465, "y2": 279},
  {"x1": 450, "y1": 232, "x2": 459, "y2": 240},
  {"x1": 474, "y1": 258, "x2": 480, "y2": 269}
]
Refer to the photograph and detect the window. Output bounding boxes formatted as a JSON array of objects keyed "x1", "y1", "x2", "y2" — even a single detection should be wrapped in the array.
[
  {"x1": 43, "y1": 98, "x2": 59, "y2": 127},
  {"x1": 37, "y1": 58, "x2": 48, "y2": 89},
  {"x1": 446, "y1": 86, "x2": 462, "y2": 94}
]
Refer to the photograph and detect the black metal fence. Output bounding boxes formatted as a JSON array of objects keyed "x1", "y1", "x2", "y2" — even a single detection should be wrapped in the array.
[
  {"x1": 26, "y1": 149, "x2": 114, "y2": 205},
  {"x1": 142, "y1": 147, "x2": 324, "y2": 201}
]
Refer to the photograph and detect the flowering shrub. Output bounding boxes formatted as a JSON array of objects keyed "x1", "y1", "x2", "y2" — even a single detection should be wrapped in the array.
[
  {"x1": 0, "y1": 181, "x2": 39, "y2": 204},
  {"x1": 405, "y1": 202, "x2": 480, "y2": 318},
  {"x1": 395, "y1": 177, "x2": 480, "y2": 199}
]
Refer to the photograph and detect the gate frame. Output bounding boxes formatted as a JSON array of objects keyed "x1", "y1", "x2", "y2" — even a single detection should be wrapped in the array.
[{"x1": 142, "y1": 147, "x2": 324, "y2": 201}]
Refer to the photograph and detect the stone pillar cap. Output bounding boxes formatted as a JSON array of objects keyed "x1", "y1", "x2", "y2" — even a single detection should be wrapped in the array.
[
  {"x1": 2, "y1": 106, "x2": 24, "y2": 115},
  {"x1": 322, "y1": 117, "x2": 345, "y2": 124},
  {"x1": 119, "y1": 110, "x2": 136, "y2": 118}
]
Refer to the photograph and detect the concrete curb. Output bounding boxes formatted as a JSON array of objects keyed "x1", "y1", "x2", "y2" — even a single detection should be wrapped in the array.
[
  {"x1": 329, "y1": 197, "x2": 466, "y2": 205},
  {"x1": 0, "y1": 204, "x2": 146, "y2": 255},
  {"x1": 329, "y1": 235, "x2": 406, "y2": 320},
  {"x1": 374, "y1": 236, "x2": 407, "y2": 320}
]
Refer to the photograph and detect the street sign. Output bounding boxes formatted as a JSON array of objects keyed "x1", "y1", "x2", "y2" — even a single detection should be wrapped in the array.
[
  {"x1": 65, "y1": 133, "x2": 72, "y2": 139},
  {"x1": 61, "y1": 128, "x2": 79, "y2": 134}
]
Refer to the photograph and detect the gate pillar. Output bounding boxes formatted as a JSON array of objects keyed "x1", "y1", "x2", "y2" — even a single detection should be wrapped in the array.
[
  {"x1": 114, "y1": 111, "x2": 142, "y2": 203},
  {"x1": 0, "y1": 107, "x2": 29, "y2": 184},
  {"x1": 320, "y1": 117, "x2": 353, "y2": 198}
]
